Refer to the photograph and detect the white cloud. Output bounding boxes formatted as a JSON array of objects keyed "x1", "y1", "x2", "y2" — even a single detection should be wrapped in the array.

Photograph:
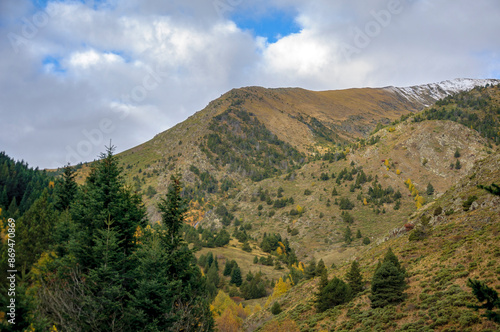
[{"x1": 0, "y1": 0, "x2": 499, "y2": 168}]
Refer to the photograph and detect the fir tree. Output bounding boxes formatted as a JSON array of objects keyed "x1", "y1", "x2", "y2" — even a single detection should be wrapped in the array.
[
  {"x1": 304, "y1": 259, "x2": 317, "y2": 279},
  {"x1": 158, "y1": 174, "x2": 188, "y2": 247},
  {"x1": 230, "y1": 266, "x2": 242, "y2": 287},
  {"x1": 17, "y1": 190, "x2": 57, "y2": 270},
  {"x1": 426, "y1": 182, "x2": 434, "y2": 196},
  {"x1": 346, "y1": 261, "x2": 364, "y2": 295},
  {"x1": 369, "y1": 248, "x2": 407, "y2": 308},
  {"x1": 70, "y1": 145, "x2": 147, "y2": 269},
  {"x1": 128, "y1": 174, "x2": 214, "y2": 330},
  {"x1": 316, "y1": 277, "x2": 352, "y2": 312},
  {"x1": 344, "y1": 226, "x2": 353, "y2": 244},
  {"x1": 467, "y1": 278, "x2": 500, "y2": 323},
  {"x1": 223, "y1": 260, "x2": 235, "y2": 276},
  {"x1": 54, "y1": 164, "x2": 78, "y2": 211},
  {"x1": 316, "y1": 259, "x2": 327, "y2": 277}
]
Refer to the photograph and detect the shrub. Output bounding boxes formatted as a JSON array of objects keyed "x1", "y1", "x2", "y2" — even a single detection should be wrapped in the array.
[
  {"x1": 462, "y1": 196, "x2": 477, "y2": 211},
  {"x1": 433, "y1": 206, "x2": 443, "y2": 216},
  {"x1": 271, "y1": 302, "x2": 282, "y2": 315}
]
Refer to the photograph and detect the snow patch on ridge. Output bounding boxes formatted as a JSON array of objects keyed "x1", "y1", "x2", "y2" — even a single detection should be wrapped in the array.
[{"x1": 385, "y1": 78, "x2": 500, "y2": 107}]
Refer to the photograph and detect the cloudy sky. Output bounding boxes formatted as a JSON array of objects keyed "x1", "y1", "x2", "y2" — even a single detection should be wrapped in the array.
[{"x1": 1, "y1": 0, "x2": 499, "y2": 169}]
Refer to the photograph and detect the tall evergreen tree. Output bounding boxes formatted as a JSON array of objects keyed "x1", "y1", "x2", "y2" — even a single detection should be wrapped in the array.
[
  {"x1": 346, "y1": 260, "x2": 364, "y2": 295},
  {"x1": 369, "y1": 248, "x2": 407, "y2": 308},
  {"x1": 467, "y1": 278, "x2": 500, "y2": 323},
  {"x1": 17, "y1": 190, "x2": 57, "y2": 269},
  {"x1": 54, "y1": 164, "x2": 78, "y2": 211},
  {"x1": 128, "y1": 174, "x2": 214, "y2": 330},
  {"x1": 69, "y1": 145, "x2": 147, "y2": 269},
  {"x1": 316, "y1": 259, "x2": 327, "y2": 277},
  {"x1": 316, "y1": 277, "x2": 352, "y2": 312},
  {"x1": 230, "y1": 266, "x2": 242, "y2": 287}
]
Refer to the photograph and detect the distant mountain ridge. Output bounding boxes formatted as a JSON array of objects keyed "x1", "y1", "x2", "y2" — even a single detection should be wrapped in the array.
[{"x1": 385, "y1": 78, "x2": 500, "y2": 107}]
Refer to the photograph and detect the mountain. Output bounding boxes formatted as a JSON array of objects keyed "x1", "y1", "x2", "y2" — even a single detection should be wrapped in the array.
[
  {"x1": 385, "y1": 78, "x2": 500, "y2": 107},
  {"x1": 109, "y1": 78, "x2": 498, "y2": 220},
  {"x1": 245, "y1": 149, "x2": 500, "y2": 331},
  {"x1": 18, "y1": 78, "x2": 500, "y2": 330}
]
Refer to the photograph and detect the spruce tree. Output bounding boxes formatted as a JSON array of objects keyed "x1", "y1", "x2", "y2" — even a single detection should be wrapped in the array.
[
  {"x1": 316, "y1": 277, "x2": 352, "y2": 312},
  {"x1": 17, "y1": 190, "x2": 57, "y2": 270},
  {"x1": 426, "y1": 182, "x2": 434, "y2": 196},
  {"x1": 128, "y1": 174, "x2": 214, "y2": 330},
  {"x1": 223, "y1": 260, "x2": 234, "y2": 276},
  {"x1": 70, "y1": 145, "x2": 147, "y2": 269},
  {"x1": 346, "y1": 261, "x2": 364, "y2": 295},
  {"x1": 344, "y1": 226, "x2": 353, "y2": 244},
  {"x1": 304, "y1": 259, "x2": 317, "y2": 279},
  {"x1": 316, "y1": 259, "x2": 327, "y2": 277},
  {"x1": 467, "y1": 278, "x2": 500, "y2": 323},
  {"x1": 230, "y1": 266, "x2": 242, "y2": 287},
  {"x1": 369, "y1": 248, "x2": 407, "y2": 308},
  {"x1": 54, "y1": 164, "x2": 78, "y2": 211}
]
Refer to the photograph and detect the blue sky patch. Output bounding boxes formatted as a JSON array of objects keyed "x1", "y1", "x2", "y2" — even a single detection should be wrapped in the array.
[
  {"x1": 231, "y1": 8, "x2": 300, "y2": 43},
  {"x1": 31, "y1": 0, "x2": 107, "y2": 10},
  {"x1": 42, "y1": 55, "x2": 65, "y2": 73}
]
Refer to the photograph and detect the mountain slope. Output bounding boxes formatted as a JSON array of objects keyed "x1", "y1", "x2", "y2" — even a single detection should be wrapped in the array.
[{"x1": 245, "y1": 150, "x2": 500, "y2": 332}]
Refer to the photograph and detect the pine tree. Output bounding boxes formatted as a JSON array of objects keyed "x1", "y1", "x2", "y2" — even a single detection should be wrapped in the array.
[
  {"x1": 426, "y1": 182, "x2": 434, "y2": 196},
  {"x1": 158, "y1": 174, "x2": 188, "y2": 247},
  {"x1": 223, "y1": 260, "x2": 234, "y2": 276},
  {"x1": 54, "y1": 164, "x2": 78, "y2": 211},
  {"x1": 231, "y1": 266, "x2": 242, "y2": 287},
  {"x1": 369, "y1": 248, "x2": 407, "y2": 308},
  {"x1": 467, "y1": 278, "x2": 500, "y2": 323},
  {"x1": 206, "y1": 264, "x2": 220, "y2": 298},
  {"x1": 17, "y1": 190, "x2": 57, "y2": 269},
  {"x1": 346, "y1": 261, "x2": 364, "y2": 295},
  {"x1": 304, "y1": 259, "x2": 317, "y2": 279},
  {"x1": 315, "y1": 259, "x2": 327, "y2": 277},
  {"x1": 356, "y1": 229, "x2": 362, "y2": 238},
  {"x1": 316, "y1": 277, "x2": 352, "y2": 312},
  {"x1": 344, "y1": 226, "x2": 353, "y2": 244},
  {"x1": 70, "y1": 145, "x2": 147, "y2": 269},
  {"x1": 128, "y1": 174, "x2": 214, "y2": 330}
]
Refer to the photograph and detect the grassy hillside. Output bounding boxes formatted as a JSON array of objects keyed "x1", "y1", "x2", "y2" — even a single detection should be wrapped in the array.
[{"x1": 245, "y1": 150, "x2": 500, "y2": 332}]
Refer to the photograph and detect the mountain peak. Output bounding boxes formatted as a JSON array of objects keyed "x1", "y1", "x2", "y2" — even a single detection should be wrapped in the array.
[{"x1": 386, "y1": 78, "x2": 500, "y2": 107}]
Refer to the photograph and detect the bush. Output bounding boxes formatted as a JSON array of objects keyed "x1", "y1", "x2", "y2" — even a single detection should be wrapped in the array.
[
  {"x1": 339, "y1": 197, "x2": 355, "y2": 210},
  {"x1": 433, "y1": 206, "x2": 443, "y2": 216},
  {"x1": 363, "y1": 237, "x2": 371, "y2": 245},
  {"x1": 271, "y1": 302, "x2": 282, "y2": 315},
  {"x1": 462, "y1": 196, "x2": 477, "y2": 211}
]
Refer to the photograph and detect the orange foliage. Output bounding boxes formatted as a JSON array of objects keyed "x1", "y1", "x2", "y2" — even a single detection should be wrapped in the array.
[{"x1": 215, "y1": 308, "x2": 240, "y2": 332}]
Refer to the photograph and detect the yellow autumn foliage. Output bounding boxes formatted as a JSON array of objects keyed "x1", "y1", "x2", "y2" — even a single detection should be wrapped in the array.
[
  {"x1": 396, "y1": 169, "x2": 401, "y2": 175},
  {"x1": 363, "y1": 198, "x2": 368, "y2": 206},
  {"x1": 265, "y1": 277, "x2": 293, "y2": 307}
]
